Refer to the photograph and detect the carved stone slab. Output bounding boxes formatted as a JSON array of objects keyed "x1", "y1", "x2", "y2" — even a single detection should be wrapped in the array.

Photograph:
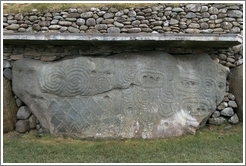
[{"x1": 12, "y1": 51, "x2": 227, "y2": 139}]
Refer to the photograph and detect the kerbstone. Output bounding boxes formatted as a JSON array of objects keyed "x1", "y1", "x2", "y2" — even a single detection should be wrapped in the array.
[
  {"x1": 229, "y1": 65, "x2": 243, "y2": 121},
  {"x1": 12, "y1": 51, "x2": 227, "y2": 139},
  {"x1": 3, "y1": 77, "x2": 18, "y2": 133}
]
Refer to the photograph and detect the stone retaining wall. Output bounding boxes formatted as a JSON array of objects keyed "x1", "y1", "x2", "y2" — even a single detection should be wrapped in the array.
[
  {"x1": 3, "y1": 3, "x2": 243, "y2": 34},
  {"x1": 2, "y1": 3, "x2": 243, "y2": 136}
]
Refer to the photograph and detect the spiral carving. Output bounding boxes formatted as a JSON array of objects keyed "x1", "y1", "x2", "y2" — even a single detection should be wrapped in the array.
[
  {"x1": 94, "y1": 75, "x2": 111, "y2": 94},
  {"x1": 159, "y1": 87, "x2": 176, "y2": 103},
  {"x1": 158, "y1": 103, "x2": 175, "y2": 118},
  {"x1": 203, "y1": 77, "x2": 217, "y2": 97},
  {"x1": 122, "y1": 66, "x2": 136, "y2": 86},
  {"x1": 133, "y1": 87, "x2": 154, "y2": 110},
  {"x1": 41, "y1": 68, "x2": 65, "y2": 95},
  {"x1": 66, "y1": 65, "x2": 90, "y2": 95},
  {"x1": 40, "y1": 64, "x2": 90, "y2": 96}
]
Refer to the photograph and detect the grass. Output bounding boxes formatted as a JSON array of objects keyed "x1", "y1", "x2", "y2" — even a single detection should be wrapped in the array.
[
  {"x1": 3, "y1": 123, "x2": 244, "y2": 163},
  {"x1": 3, "y1": 2, "x2": 242, "y2": 14},
  {"x1": 2, "y1": 3, "x2": 186, "y2": 14}
]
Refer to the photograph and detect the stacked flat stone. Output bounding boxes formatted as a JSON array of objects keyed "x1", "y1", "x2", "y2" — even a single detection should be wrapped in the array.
[
  {"x1": 216, "y1": 44, "x2": 243, "y2": 68},
  {"x1": 3, "y1": 61, "x2": 42, "y2": 134},
  {"x1": 209, "y1": 93, "x2": 239, "y2": 125},
  {"x1": 3, "y1": 3, "x2": 243, "y2": 34},
  {"x1": 15, "y1": 100, "x2": 43, "y2": 134}
]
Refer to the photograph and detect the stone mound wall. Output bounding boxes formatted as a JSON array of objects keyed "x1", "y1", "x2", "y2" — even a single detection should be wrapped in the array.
[
  {"x1": 2, "y1": 3, "x2": 244, "y2": 136},
  {"x1": 3, "y1": 3, "x2": 243, "y2": 34}
]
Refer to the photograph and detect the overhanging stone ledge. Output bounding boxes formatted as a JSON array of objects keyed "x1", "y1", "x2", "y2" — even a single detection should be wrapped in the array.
[{"x1": 3, "y1": 33, "x2": 242, "y2": 48}]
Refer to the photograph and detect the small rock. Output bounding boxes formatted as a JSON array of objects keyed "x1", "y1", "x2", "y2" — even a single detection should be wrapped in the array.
[
  {"x1": 227, "y1": 10, "x2": 243, "y2": 18},
  {"x1": 76, "y1": 18, "x2": 85, "y2": 25},
  {"x1": 212, "y1": 111, "x2": 220, "y2": 118},
  {"x1": 16, "y1": 120, "x2": 30, "y2": 133},
  {"x1": 29, "y1": 115, "x2": 37, "y2": 129},
  {"x1": 185, "y1": 4, "x2": 201, "y2": 12},
  {"x1": 228, "y1": 100, "x2": 237, "y2": 108},
  {"x1": 39, "y1": 21, "x2": 50, "y2": 27},
  {"x1": 186, "y1": 12, "x2": 196, "y2": 18},
  {"x1": 29, "y1": 15, "x2": 38, "y2": 21},
  {"x1": 107, "y1": 27, "x2": 120, "y2": 33},
  {"x1": 228, "y1": 114, "x2": 239, "y2": 124},
  {"x1": 15, "y1": 13, "x2": 23, "y2": 21},
  {"x1": 128, "y1": 10, "x2": 136, "y2": 17},
  {"x1": 41, "y1": 56, "x2": 56, "y2": 61},
  {"x1": 217, "y1": 102, "x2": 228, "y2": 110},
  {"x1": 209, "y1": 117, "x2": 226, "y2": 125},
  {"x1": 38, "y1": 127, "x2": 44, "y2": 134},
  {"x1": 185, "y1": 29, "x2": 201, "y2": 33},
  {"x1": 3, "y1": 68, "x2": 12, "y2": 80},
  {"x1": 58, "y1": 21, "x2": 72, "y2": 26},
  {"x1": 15, "y1": 98, "x2": 24, "y2": 107},
  {"x1": 226, "y1": 62, "x2": 236, "y2": 68},
  {"x1": 172, "y1": 7, "x2": 184, "y2": 12},
  {"x1": 221, "y1": 107, "x2": 234, "y2": 117},
  {"x1": 103, "y1": 13, "x2": 114, "y2": 19},
  {"x1": 80, "y1": 12, "x2": 93, "y2": 18},
  {"x1": 36, "y1": 124, "x2": 41, "y2": 130},
  {"x1": 86, "y1": 18, "x2": 96, "y2": 26},
  {"x1": 3, "y1": 60, "x2": 11, "y2": 68},
  {"x1": 68, "y1": 26, "x2": 80, "y2": 33},
  {"x1": 222, "y1": 96, "x2": 229, "y2": 102},
  {"x1": 235, "y1": 59, "x2": 243, "y2": 66},
  {"x1": 128, "y1": 28, "x2": 141, "y2": 33},
  {"x1": 49, "y1": 25, "x2": 61, "y2": 30},
  {"x1": 7, "y1": 24, "x2": 20, "y2": 30},
  {"x1": 17, "y1": 106, "x2": 32, "y2": 120},
  {"x1": 227, "y1": 93, "x2": 235, "y2": 100},
  {"x1": 169, "y1": 18, "x2": 179, "y2": 25},
  {"x1": 7, "y1": 20, "x2": 17, "y2": 24},
  {"x1": 115, "y1": 11, "x2": 124, "y2": 17},
  {"x1": 95, "y1": 24, "x2": 107, "y2": 30}
]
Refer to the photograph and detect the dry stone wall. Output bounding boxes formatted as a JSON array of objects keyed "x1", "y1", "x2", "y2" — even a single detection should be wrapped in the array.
[
  {"x1": 2, "y1": 3, "x2": 243, "y2": 136},
  {"x1": 3, "y1": 3, "x2": 243, "y2": 34}
]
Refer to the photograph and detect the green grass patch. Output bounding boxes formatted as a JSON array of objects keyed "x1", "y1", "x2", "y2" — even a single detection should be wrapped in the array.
[
  {"x1": 3, "y1": 123, "x2": 244, "y2": 163},
  {"x1": 3, "y1": 3, "x2": 186, "y2": 14}
]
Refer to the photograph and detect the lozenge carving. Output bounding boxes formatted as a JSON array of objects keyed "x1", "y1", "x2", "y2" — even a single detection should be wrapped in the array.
[{"x1": 12, "y1": 51, "x2": 228, "y2": 138}]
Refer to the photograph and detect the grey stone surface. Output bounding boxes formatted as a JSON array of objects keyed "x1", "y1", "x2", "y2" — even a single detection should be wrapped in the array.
[
  {"x1": 228, "y1": 114, "x2": 239, "y2": 124},
  {"x1": 227, "y1": 10, "x2": 243, "y2": 18},
  {"x1": 3, "y1": 77, "x2": 18, "y2": 133},
  {"x1": 107, "y1": 27, "x2": 120, "y2": 33},
  {"x1": 29, "y1": 115, "x2": 37, "y2": 129},
  {"x1": 17, "y1": 106, "x2": 31, "y2": 120},
  {"x1": 208, "y1": 117, "x2": 226, "y2": 125},
  {"x1": 217, "y1": 102, "x2": 228, "y2": 110},
  {"x1": 6, "y1": 24, "x2": 19, "y2": 30},
  {"x1": 212, "y1": 111, "x2": 220, "y2": 118},
  {"x1": 12, "y1": 51, "x2": 227, "y2": 139},
  {"x1": 3, "y1": 68, "x2": 12, "y2": 80},
  {"x1": 15, "y1": 120, "x2": 30, "y2": 133},
  {"x1": 228, "y1": 100, "x2": 237, "y2": 108},
  {"x1": 229, "y1": 65, "x2": 243, "y2": 121},
  {"x1": 221, "y1": 107, "x2": 234, "y2": 117},
  {"x1": 15, "y1": 98, "x2": 24, "y2": 107},
  {"x1": 3, "y1": 60, "x2": 11, "y2": 68},
  {"x1": 3, "y1": 33, "x2": 242, "y2": 48}
]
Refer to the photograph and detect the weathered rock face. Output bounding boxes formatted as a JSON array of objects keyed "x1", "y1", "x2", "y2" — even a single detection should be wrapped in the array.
[
  {"x1": 229, "y1": 65, "x2": 243, "y2": 121},
  {"x1": 12, "y1": 51, "x2": 227, "y2": 139},
  {"x1": 3, "y1": 77, "x2": 18, "y2": 133}
]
